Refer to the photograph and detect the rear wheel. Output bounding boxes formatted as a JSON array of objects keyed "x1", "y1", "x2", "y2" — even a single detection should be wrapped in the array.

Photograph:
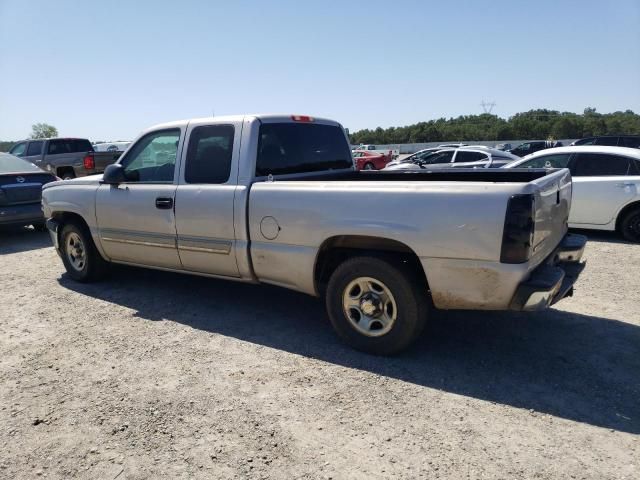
[
  {"x1": 59, "y1": 221, "x2": 108, "y2": 282},
  {"x1": 325, "y1": 256, "x2": 429, "y2": 355},
  {"x1": 620, "y1": 207, "x2": 640, "y2": 243}
]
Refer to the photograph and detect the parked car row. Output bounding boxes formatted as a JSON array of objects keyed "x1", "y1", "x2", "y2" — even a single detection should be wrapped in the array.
[{"x1": 385, "y1": 146, "x2": 519, "y2": 170}]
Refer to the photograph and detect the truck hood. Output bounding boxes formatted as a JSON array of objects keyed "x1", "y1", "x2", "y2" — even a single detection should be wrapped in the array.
[{"x1": 43, "y1": 173, "x2": 104, "y2": 189}]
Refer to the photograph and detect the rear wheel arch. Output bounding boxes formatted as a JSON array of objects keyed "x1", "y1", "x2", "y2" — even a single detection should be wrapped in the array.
[
  {"x1": 616, "y1": 200, "x2": 640, "y2": 242},
  {"x1": 615, "y1": 200, "x2": 640, "y2": 231},
  {"x1": 313, "y1": 235, "x2": 430, "y2": 297}
]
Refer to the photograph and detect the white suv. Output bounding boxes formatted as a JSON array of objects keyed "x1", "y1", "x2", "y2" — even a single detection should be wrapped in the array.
[{"x1": 506, "y1": 146, "x2": 640, "y2": 242}]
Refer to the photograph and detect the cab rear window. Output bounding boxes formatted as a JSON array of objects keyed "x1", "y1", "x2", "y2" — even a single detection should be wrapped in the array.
[
  {"x1": 47, "y1": 139, "x2": 93, "y2": 155},
  {"x1": 256, "y1": 123, "x2": 352, "y2": 176}
]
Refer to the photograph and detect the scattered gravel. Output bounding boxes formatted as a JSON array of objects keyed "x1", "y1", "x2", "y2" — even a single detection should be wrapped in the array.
[{"x1": 1, "y1": 227, "x2": 638, "y2": 479}]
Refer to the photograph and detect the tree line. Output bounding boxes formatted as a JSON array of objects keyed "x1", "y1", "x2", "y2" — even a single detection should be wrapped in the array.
[
  {"x1": 1, "y1": 123, "x2": 59, "y2": 152},
  {"x1": 349, "y1": 108, "x2": 640, "y2": 145}
]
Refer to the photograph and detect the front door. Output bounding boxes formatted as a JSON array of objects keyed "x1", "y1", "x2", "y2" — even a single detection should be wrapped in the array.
[
  {"x1": 95, "y1": 128, "x2": 183, "y2": 269},
  {"x1": 174, "y1": 122, "x2": 241, "y2": 277}
]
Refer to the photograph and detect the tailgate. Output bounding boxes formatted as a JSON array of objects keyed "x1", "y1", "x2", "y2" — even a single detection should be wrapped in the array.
[
  {"x1": 527, "y1": 168, "x2": 572, "y2": 267},
  {"x1": 93, "y1": 152, "x2": 120, "y2": 172}
]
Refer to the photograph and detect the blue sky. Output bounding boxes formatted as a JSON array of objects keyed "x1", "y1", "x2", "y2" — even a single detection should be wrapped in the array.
[{"x1": 1, "y1": 0, "x2": 639, "y2": 140}]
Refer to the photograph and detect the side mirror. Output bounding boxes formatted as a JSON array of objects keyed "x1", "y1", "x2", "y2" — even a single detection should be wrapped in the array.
[{"x1": 103, "y1": 163, "x2": 128, "y2": 184}]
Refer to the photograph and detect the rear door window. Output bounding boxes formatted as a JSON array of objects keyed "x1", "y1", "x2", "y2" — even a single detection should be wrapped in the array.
[
  {"x1": 26, "y1": 141, "x2": 44, "y2": 156},
  {"x1": 571, "y1": 153, "x2": 634, "y2": 176},
  {"x1": 518, "y1": 153, "x2": 572, "y2": 169},
  {"x1": 185, "y1": 125, "x2": 234, "y2": 184},
  {"x1": 621, "y1": 136, "x2": 640, "y2": 148},
  {"x1": 47, "y1": 139, "x2": 93, "y2": 155},
  {"x1": 594, "y1": 137, "x2": 619, "y2": 146},
  {"x1": 256, "y1": 123, "x2": 352, "y2": 176},
  {"x1": 453, "y1": 151, "x2": 488, "y2": 163}
]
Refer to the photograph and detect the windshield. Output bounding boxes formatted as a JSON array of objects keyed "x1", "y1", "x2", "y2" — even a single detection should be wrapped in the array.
[
  {"x1": 256, "y1": 123, "x2": 352, "y2": 176},
  {"x1": 0, "y1": 153, "x2": 43, "y2": 174}
]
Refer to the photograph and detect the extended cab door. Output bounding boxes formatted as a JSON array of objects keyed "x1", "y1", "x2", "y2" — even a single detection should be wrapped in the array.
[
  {"x1": 173, "y1": 121, "x2": 241, "y2": 277},
  {"x1": 95, "y1": 128, "x2": 183, "y2": 268},
  {"x1": 569, "y1": 152, "x2": 640, "y2": 225}
]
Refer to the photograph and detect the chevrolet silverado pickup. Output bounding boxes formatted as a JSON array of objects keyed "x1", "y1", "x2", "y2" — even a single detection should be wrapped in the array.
[
  {"x1": 41, "y1": 114, "x2": 586, "y2": 354},
  {"x1": 9, "y1": 138, "x2": 121, "y2": 180}
]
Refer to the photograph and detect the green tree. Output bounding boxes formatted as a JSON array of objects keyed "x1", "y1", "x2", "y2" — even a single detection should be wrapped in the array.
[
  {"x1": 348, "y1": 108, "x2": 640, "y2": 144},
  {"x1": 30, "y1": 123, "x2": 58, "y2": 139}
]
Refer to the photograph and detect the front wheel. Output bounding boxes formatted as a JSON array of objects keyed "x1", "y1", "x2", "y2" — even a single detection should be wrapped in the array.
[
  {"x1": 363, "y1": 162, "x2": 375, "y2": 170},
  {"x1": 59, "y1": 221, "x2": 108, "y2": 282},
  {"x1": 620, "y1": 207, "x2": 640, "y2": 243},
  {"x1": 325, "y1": 256, "x2": 429, "y2": 355}
]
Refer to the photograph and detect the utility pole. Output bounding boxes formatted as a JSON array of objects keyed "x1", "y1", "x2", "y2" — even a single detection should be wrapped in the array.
[{"x1": 480, "y1": 100, "x2": 496, "y2": 114}]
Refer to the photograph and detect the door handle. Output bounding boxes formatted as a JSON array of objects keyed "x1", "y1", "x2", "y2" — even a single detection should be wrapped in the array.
[{"x1": 155, "y1": 197, "x2": 173, "y2": 209}]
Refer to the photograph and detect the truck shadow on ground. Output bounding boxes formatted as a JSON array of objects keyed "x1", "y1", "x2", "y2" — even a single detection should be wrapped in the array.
[
  {"x1": 0, "y1": 227, "x2": 51, "y2": 254},
  {"x1": 59, "y1": 265, "x2": 639, "y2": 435}
]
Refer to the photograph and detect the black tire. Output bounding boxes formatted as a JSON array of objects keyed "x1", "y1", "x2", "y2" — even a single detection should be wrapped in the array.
[
  {"x1": 619, "y1": 207, "x2": 640, "y2": 243},
  {"x1": 325, "y1": 256, "x2": 429, "y2": 355},
  {"x1": 363, "y1": 162, "x2": 375, "y2": 170},
  {"x1": 59, "y1": 221, "x2": 108, "y2": 282}
]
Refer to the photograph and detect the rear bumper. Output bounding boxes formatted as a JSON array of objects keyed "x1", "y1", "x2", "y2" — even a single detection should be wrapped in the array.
[
  {"x1": 45, "y1": 218, "x2": 61, "y2": 251},
  {"x1": 0, "y1": 203, "x2": 44, "y2": 226},
  {"x1": 509, "y1": 233, "x2": 587, "y2": 311}
]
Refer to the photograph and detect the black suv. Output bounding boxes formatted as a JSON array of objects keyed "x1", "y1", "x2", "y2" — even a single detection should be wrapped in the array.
[
  {"x1": 571, "y1": 135, "x2": 640, "y2": 148},
  {"x1": 508, "y1": 140, "x2": 563, "y2": 157}
]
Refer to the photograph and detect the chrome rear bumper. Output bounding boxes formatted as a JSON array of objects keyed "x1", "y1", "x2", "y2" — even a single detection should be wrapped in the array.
[{"x1": 510, "y1": 233, "x2": 587, "y2": 311}]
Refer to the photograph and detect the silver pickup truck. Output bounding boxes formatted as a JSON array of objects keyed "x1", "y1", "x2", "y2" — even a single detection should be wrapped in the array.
[
  {"x1": 9, "y1": 138, "x2": 121, "y2": 180},
  {"x1": 42, "y1": 114, "x2": 586, "y2": 354}
]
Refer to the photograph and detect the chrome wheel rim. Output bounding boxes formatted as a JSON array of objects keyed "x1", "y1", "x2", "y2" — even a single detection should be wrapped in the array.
[
  {"x1": 364, "y1": 163, "x2": 374, "y2": 170},
  {"x1": 342, "y1": 277, "x2": 397, "y2": 337},
  {"x1": 65, "y1": 232, "x2": 86, "y2": 271}
]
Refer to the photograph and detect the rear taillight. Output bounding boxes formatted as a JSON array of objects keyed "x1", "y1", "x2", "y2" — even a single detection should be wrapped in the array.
[
  {"x1": 83, "y1": 154, "x2": 95, "y2": 170},
  {"x1": 500, "y1": 194, "x2": 535, "y2": 263}
]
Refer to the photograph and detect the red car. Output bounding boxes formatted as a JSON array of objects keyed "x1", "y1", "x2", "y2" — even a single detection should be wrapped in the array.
[{"x1": 352, "y1": 150, "x2": 391, "y2": 170}]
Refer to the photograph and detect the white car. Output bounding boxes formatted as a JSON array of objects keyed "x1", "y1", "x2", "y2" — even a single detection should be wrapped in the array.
[
  {"x1": 505, "y1": 146, "x2": 640, "y2": 242},
  {"x1": 94, "y1": 141, "x2": 132, "y2": 153},
  {"x1": 385, "y1": 147, "x2": 519, "y2": 170}
]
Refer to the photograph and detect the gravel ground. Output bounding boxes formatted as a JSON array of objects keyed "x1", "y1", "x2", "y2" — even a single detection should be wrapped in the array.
[{"x1": 0, "y1": 227, "x2": 638, "y2": 479}]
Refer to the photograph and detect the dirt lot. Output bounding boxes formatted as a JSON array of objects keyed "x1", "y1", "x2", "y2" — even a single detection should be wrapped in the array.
[{"x1": 0, "y1": 228, "x2": 638, "y2": 479}]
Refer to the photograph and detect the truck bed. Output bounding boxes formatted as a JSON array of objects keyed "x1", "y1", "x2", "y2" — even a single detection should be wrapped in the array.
[{"x1": 258, "y1": 168, "x2": 554, "y2": 183}]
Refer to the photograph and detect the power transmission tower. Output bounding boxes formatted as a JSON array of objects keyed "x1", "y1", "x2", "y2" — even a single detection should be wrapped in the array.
[{"x1": 480, "y1": 100, "x2": 496, "y2": 114}]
